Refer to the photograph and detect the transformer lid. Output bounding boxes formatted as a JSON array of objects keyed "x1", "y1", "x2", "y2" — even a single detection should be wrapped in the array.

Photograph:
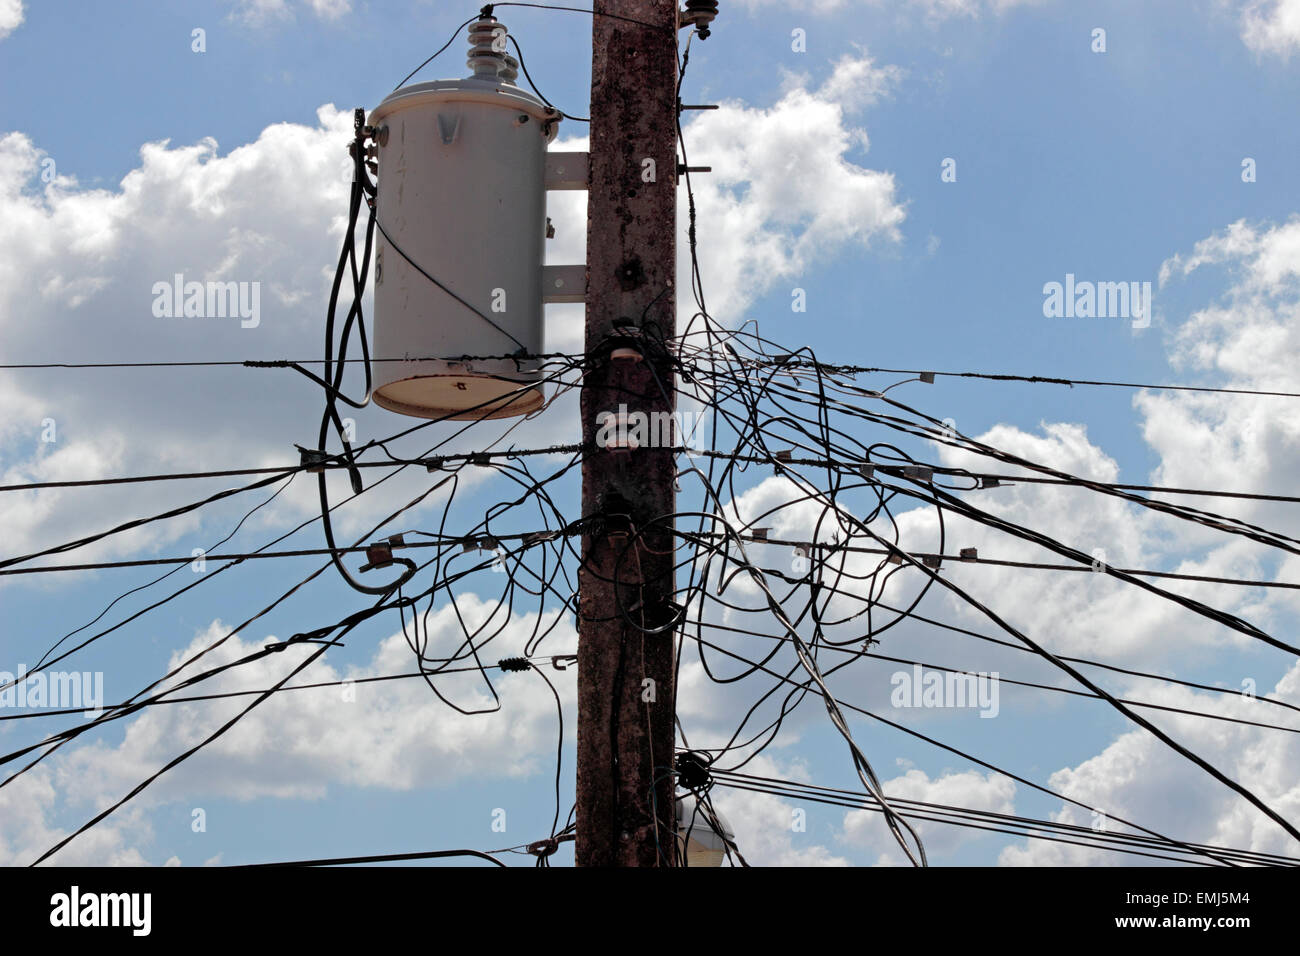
[
  {"x1": 373, "y1": 15, "x2": 561, "y2": 137},
  {"x1": 370, "y1": 77, "x2": 559, "y2": 141}
]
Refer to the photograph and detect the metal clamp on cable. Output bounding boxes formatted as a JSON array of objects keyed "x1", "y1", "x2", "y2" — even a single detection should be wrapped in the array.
[{"x1": 360, "y1": 542, "x2": 394, "y2": 572}]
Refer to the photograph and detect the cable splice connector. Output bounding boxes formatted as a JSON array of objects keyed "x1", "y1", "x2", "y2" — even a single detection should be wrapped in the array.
[{"x1": 498, "y1": 657, "x2": 532, "y2": 672}]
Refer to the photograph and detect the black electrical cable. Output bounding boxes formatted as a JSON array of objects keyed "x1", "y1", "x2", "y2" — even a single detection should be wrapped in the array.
[
  {"x1": 393, "y1": 14, "x2": 481, "y2": 90},
  {"x1": 507, "y1": 34, "x2": 589, "y2": 121},
  {"x1": 240, "y1": 848, "x2": 508, "y2": 867}
]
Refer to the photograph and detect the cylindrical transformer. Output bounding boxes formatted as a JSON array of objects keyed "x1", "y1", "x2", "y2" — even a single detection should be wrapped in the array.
[{"x1": 368, "y1": 18, "x2": 558, "y2": 420}]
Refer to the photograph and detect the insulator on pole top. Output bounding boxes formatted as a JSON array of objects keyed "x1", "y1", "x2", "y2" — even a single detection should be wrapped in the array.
[
  {"x1": 467, "y1": 14, "x2": 507, "y2": 78},
  {"x1": 501, "y1": 53, "x2": 520, "y2": 84},
  {"x1": 681, "y1": 1, "x2": 720, "y2": 38}
]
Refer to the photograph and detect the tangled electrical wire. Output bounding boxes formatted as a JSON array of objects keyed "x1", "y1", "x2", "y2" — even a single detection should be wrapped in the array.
[{"x1": 3, "y1": 6, "x2": 1300, "y2": 871}]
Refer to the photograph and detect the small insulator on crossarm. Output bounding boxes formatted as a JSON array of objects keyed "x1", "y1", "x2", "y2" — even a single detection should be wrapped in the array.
[{"x1": 681, "y1": 1, "x2": 719, "y2": 39}]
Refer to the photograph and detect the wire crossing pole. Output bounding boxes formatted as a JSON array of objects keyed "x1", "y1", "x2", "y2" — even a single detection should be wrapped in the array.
[{"x1": 576, "y1": 0, "x2": 680, "y2": 867}]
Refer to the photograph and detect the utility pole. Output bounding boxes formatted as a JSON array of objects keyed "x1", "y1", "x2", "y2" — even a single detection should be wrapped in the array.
[{"x1": 576, "y1": 0, "x2": 681, "y2": 866}]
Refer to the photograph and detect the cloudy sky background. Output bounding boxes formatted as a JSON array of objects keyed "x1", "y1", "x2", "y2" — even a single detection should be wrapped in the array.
[{"x1": 2, "y1": 0, "x2": 1300, "y2": 865}]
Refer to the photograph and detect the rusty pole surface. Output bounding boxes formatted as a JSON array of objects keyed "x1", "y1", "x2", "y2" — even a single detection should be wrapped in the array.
[{"x1": 576, "y1": 0, "x2": 680, "y2": 867}]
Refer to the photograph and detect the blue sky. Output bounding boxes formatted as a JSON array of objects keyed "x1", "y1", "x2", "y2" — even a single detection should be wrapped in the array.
[{"x1": 2, "y1": 0, "x2": 1300, "y2": 867}]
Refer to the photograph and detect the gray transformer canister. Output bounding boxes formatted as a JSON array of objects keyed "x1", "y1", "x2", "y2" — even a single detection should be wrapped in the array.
[{"x1": 368, "y1": 30, "x2": 559, "y2": 421}]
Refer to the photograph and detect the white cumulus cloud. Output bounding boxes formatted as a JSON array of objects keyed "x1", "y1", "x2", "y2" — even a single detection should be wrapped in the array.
[{"x1": 0, "y1": 0, "x2": 22, "y2": 40}]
